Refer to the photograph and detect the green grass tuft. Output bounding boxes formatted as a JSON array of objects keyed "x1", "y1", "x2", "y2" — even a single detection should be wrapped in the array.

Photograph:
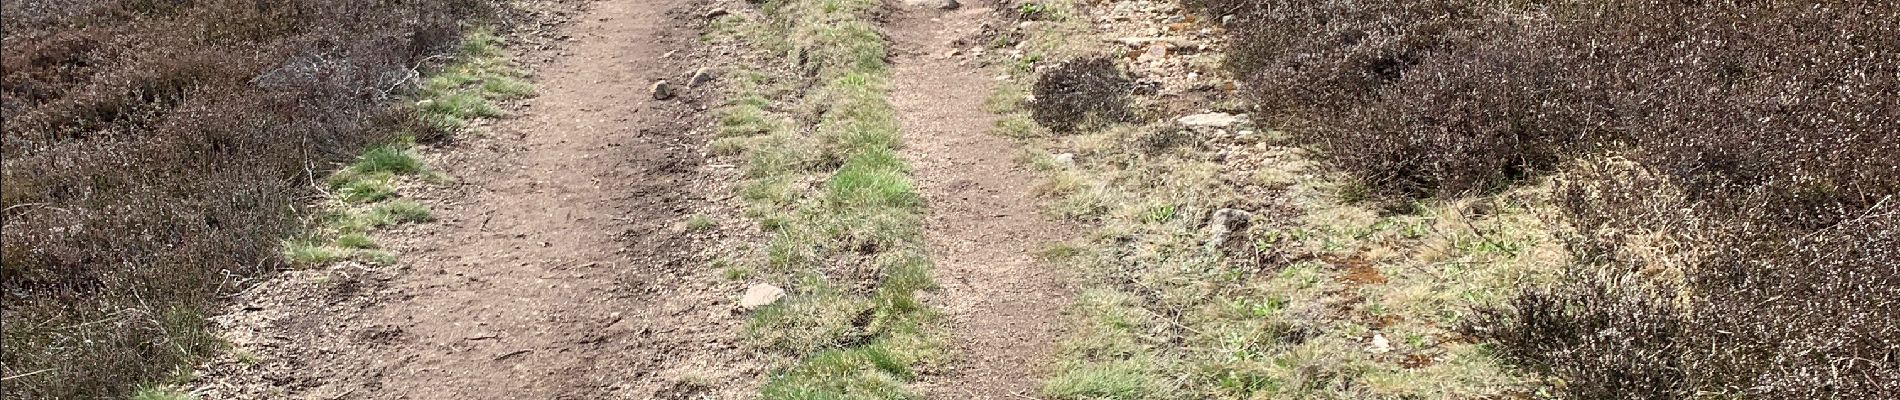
[
  {"x1": 357, "y1": 249, "x2": 398, "y2": 265},
  {"x1": 747, "y1": 286, "x2": 873, "y2": 354},
  {"x1": 1044, "y1": 361, "x2": 1166, "y2": 400},
  {"x1": 328, "y1": 146, "x2": 424, "y2": 187},
  {"x1": 996, "y1": 114, "x2": 1045, "y2": 138},
  {"x1": 686, "y1": 214, "x2": 716, "y2": 231},
  {"x1": 130, "y1": 386, "x2": 196, "y2": 400},
  {"x1": 330, "y1": 200, "x2": 432, "y2": 233},
  {"x1": 283, "y1": 240, "x2": 352, "y2": 265},
  {"x1": 710, "y1": 136, "x2": 752, "y2": 157},
  {"x1": 357, "y1": 146, "x2": 424, "y2": 174},
  {"x1": 1036, "y1": 243, "x2": 1084, "y2": 261},
  {"x1": 826, "y1": 151, "x2": 918, "y2": 210},
  {"x1": 457, "y1": 30, "x2": 503, "y2": 58},
  {"x1": 759, "y1": 344, "x2": 918, "y2": 400},
  {"x1": 368, "y1": 200, "x2": 433, "y2": 224},
  {"x1": 422, "y1": 92, "x2": 503, "y2": 126},
  {"x1": 416, "y1": 28, "x2": 531, "y2": 132},
  {"x1": 276, "y1": 29, "x2": 508, "y2": 271},
  {"x1": 332, "y1": 233, "x2": 377, "y2": 249},
  {"x1": 719, "y1": 103, "x2": 785, "y2": 138},
  {"x1": 481, "y1": 76, "x2": 535, "y2": 99},
  {"x1": 336, "y1": 177, "x2": 396, "y2": 204}
]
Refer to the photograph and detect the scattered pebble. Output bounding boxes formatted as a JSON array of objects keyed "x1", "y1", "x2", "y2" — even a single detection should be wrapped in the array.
[
  {"x1": 1369, "y1": 332, "x2": 1393, "y2": 354},
  {"x1": 689, "y1": 67, "x2": 716, "y2": 86},
  {"x1": 1206, "y1": 208, "x2": 1253, "y2": 245},
  {"x1": 650, "y1": 80, "x2": 673, "y2": 100}
]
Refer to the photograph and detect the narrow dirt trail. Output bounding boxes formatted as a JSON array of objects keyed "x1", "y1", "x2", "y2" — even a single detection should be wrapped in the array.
[
  {"x1": 361, "y1": 0, "x2": 721, "y2": 397},
  {"x1": 197, "y1": 0, "x2": 756, "y2": 398},
  {"x1": 889, "y1": 2, "x2": 1075, "y2": 398}
]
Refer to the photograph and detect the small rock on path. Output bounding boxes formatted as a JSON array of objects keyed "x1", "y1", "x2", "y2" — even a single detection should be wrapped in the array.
[{"x1": 651, "y1": 80, "x2": 673, "y2": 100}]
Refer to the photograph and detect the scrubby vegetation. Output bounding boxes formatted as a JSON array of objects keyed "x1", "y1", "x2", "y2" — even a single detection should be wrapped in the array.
[
  {"x1": 1190, "y1": 0, "x2": 1898, "y2": 397},
  {"x1": 1005, "y1": 58, "x2": 1558, "y2": 400},
  {"x1": 707, "y1": 0, "x2": 942, "y2": 398},
  {"x1": 1, "y1": 0, "x2": 492, "y2": 397},
  {"x1": 997, "y1": 3, "x2": 1544, "y2": 397},
  {"x1": 1029, "y1": 56, "x2": 1138, "y2": 131},
  {"x1": 287, "y1": 29, "x2": 529, "y2": 270},
  {"x1": 995, "y1": 0, "x2": 1896, "y2": 398}
]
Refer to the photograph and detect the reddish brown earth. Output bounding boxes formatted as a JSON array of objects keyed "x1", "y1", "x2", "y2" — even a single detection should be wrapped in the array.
[
  {"x1": 889, "y1": 2, "x2": 1076, "y2": 398},
  {"x1": 192, "y1": 0, "x2": 760, "y2": 398}
]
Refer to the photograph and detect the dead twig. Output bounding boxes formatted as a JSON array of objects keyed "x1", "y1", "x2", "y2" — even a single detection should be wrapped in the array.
[
  {"x1": 493, "y1": 349, "x2": 533, "y2": 360},
  {"x1": 2, "y1": 368, "x2": 56, "y2": 381}
]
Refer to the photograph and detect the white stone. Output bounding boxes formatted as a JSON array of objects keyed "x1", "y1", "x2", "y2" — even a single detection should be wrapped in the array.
[
  {"x1": 1176, "y1": 112, "x2": 1242, "y2": 128},
  {"x1": 1368, "y1": 332, "x2": 1393, "y2": 354},
  {"x1": 905, "y1": 0, "x2": 958, "y2": 9},
  {"x1": 739, "y1": 283, "x2": 786, "y2": 309}
]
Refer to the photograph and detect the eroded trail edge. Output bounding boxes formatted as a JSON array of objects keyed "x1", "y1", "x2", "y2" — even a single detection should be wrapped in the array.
[{"x1": 889, "y1": 3, "x2": 1074, "y2": 398}]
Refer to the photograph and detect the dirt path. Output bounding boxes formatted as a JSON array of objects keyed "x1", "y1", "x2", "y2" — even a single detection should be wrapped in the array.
[
  {"x1": 889, "y1": 2, "x2": 1075, "y2": 398},
  {"x1": 195, "y1": 0, "x2": 757, "y2": 398}
]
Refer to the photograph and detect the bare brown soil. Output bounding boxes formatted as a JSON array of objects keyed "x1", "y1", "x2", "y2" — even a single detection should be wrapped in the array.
[
  {"x1": 192, "y1": 0, "x2": 761, "y2": 398},
  {"x1": 888, "y1": 2, "x2": 1076, "y2": 398}
]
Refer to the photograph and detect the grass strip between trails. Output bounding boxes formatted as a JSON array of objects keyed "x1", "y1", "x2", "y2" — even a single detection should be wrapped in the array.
[{"x1": 712, "y1": 0, "x2": 942, "y2": 398}]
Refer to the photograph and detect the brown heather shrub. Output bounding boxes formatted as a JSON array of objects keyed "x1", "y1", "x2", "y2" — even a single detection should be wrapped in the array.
[
  {"x1": 1191, "y1": 0, "x2": 1628, "y2": 197},
  {"x1": 1466, "y1": 270, "x2": 1689, "y2": 400},
  {"x1": 1199, "y1": 0, "x2": 1899, "y2": 202},
  {"x1": 1477, "y1": 169, "x2": 1899, "y2": 399},
  {"x1": 1030, "y1": 56, "x2": 1139, "y2": 132},
  {"x1": 1532, "y1": 160, "x2": 1900, "y2": 399},
  {"x1": 1, "y1": 0, "x2": 487, "y2": 397},
  {"x1": 1194, "y1": 0, "x2": 1900, "y2": 398}
]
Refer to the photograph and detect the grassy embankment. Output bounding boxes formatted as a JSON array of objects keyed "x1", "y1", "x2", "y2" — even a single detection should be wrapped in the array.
[
  {"x1": 128, "y1": 28, "x2": 532, "y2": 400},
  {"x1": 281, "y1": 30, "x2": 533, "y2": 267},
  {"x1": 0, "y1": 1, "x2": 493, "y2": 397},
  {"x1": 983, "y1": 1, "x2": 1565, "y2": 398},
  {"x1": 704, "y1": 0, "x2": 942, "y2": 398}
]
